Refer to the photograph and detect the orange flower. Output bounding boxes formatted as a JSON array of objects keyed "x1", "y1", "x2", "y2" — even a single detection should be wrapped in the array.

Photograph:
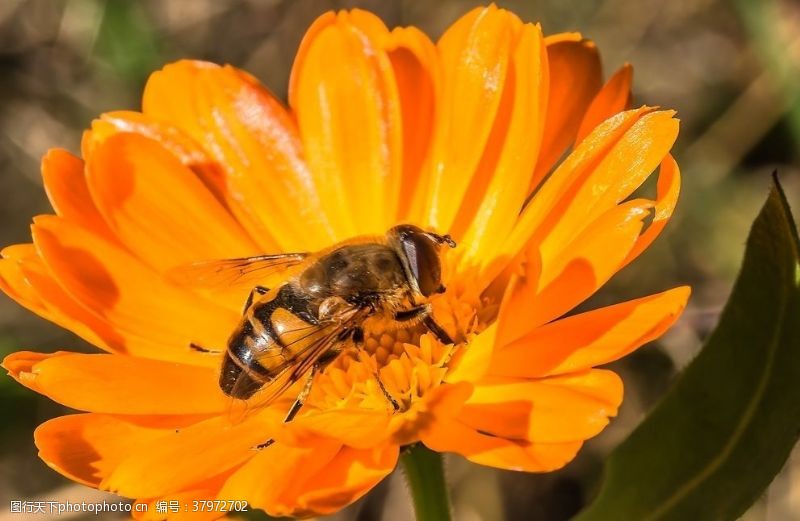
[{"x1": 1, "y1": 6, "x2": 688, "y2": 519}]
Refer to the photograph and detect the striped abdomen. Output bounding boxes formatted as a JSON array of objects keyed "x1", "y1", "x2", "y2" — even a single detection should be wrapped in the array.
[{"x1": 220, "y1": 285, "x2": 319, "y2": 399}]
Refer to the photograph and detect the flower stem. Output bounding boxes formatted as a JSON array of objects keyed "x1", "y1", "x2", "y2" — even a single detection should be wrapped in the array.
[{"x1": 400, "y1": 444, "x2": 452, "y2": 521}]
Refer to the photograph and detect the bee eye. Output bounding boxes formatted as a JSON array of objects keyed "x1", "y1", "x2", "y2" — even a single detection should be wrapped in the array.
[{"x1": 398, "y1": 231, "x2": 442, "y2": 297}]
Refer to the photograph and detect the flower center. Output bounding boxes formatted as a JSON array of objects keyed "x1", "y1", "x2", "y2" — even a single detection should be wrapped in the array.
[{"x1": 305, "y1": 277, "x2": 485, "y2": 415}]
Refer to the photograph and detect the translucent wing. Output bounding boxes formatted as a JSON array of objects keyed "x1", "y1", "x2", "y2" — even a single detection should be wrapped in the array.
[
  {"x1": 227, "y1": 303, "x2": 367, "y2": 423},
  {"x1": 167, "y1": 252, "x2": 310, "y2": 291}
]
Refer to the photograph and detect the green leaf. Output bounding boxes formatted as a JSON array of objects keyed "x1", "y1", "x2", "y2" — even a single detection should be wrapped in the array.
[{"x1": 575, "y1": 176, "x2": 800, "y2": 521}]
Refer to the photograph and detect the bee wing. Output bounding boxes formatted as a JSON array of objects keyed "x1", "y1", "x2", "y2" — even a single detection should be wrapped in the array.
[
  {"x1": 227, "y1": 304, "x2": 367, "y2": 424},
  {"x1": 166, "y1": 253, "x2": 310, "y2": 291}
]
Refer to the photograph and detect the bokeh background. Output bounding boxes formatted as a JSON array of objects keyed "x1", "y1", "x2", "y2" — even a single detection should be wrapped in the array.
[{"x1": 0, "y1": 0, "x2": 798, "y2": 520}]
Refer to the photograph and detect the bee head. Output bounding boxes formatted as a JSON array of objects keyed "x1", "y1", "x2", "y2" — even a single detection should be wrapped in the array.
[{"x1": 388, "y1": 224, "x2": 457, "y2": 297}]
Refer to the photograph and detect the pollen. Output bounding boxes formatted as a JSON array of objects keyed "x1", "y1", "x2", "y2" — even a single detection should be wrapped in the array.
[
  {"x1": 361, "y1": 323, "x2": 422, "y2": 365},
  {"x1": 305, "y1": 289, "x2": 483, "y2": 416}
]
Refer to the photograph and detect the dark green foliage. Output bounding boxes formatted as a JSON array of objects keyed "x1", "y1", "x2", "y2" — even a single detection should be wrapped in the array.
[{"x1": 576, "y1": 177, "x2": 800, "y2": 521}]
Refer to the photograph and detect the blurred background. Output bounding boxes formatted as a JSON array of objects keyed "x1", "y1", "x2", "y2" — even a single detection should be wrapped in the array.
[{"x1": 0, "y1": 0, "x2": 798, "y2": 519}]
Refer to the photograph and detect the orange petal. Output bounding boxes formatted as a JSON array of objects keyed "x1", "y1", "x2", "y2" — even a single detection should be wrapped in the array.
[
  {"x1": 1, "y1": 245, "x2": 131, "y2": 354},
  {"x1": 11, "y1": 247, "x2": 125, "y2": 352},
  {"x1": 539, "y1": 110, "x2": 679, "y2": 257},
  {"x1": 459, "y1": 370, "x2": 623, "y2": 443},
  {"x1": 84, "y1": 111, "x2": 211, "y2": 167},
  {"x1": 87, "y1": 132, "x2": 258, "y2": 271},
  {"x1": 41, "y1": 149, "x2": 113, "y2": 239},
  {"x1": 420, "y1": 5, "x2": 517, "y2": 232},
  {"x1": 218, "y1": 439, "x2": 340, "y2": 516},
  {"x1": 4, "y1": 245, "x2": 217, "y2": 363},
  {"x1": 3, "y1": 351, "x2": 226, "y2": 414},
  {"x1": 422, "y1": 417, "x2": 582, "y2": 472},
  {"x1": 0, "y1": 245, "x2": 51, "y2": 319},
  {"x1": 457, "y1": 22, "x2": 548, "y2": 265},
  {"x1": 530, "y1": 200, "x2": 653, "y2": 325},
  {"x1": 293, "y1": 445, "x2": 398, "y2": 517},
  {"x1": 283, "y1": 381, "x2": 472, "y2": 449},
  {"x1": 388, "y1": 381, "x2": 474, "y2": 445},
  {"x1": 290, "y1": 10, "x2": 403, "y2": 236},
  {"x1": 487, "y1": 107, "x2": 672, "y2": 289},
  {"x1": 34, "y1": 413, "x2": 167, "y2": 487},
  {"x1": 102, "y1": 414, "x2": 278, "y2": 498},
  {"x1": 83, "y1": 111, "x2": 243, "y2": 239},
  {"x1": 530, "y1": 34, "x2": 602, "y2": 191},
  {"x1": 143, "y1": 60, "x2": 335, "y2": 251},
  {"x1": 31, "y1": 215, "x2": 238, "y2": 352},
  {"x1": 621, "y1": 154, "x2": 681, "y2": 266},
  {"x1": 490, "y1": 286, "x2": 691, "y2": 378},
  {"x1": 444, "y1": 323, "x2": 498, "y2": 384},
  {"x1": 222, "y1": 440, "x2": 395, "y2": 518},
  {"x1": 576, "y1": 63, "x2": 633, "y2": 143},
  {"x1": 493, "y1": 248, "x2": 542, "y2": 348},
  {"x1": 387, "y1": 26, "x2": 440, "y2": 222},
  {"x1": 496, "y1": 199, "x2": 653, "y2": 338},
  {"x1": 281, "y1": 408, "x2": 391, "y2": 449}
]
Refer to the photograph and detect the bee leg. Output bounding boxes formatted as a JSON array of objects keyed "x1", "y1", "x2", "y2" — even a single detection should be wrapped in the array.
[
  {"x1": 255, "y1": 364, "x2": 320, "y2": 450},
  {"x1": 189, "y1": 342, "x2": 221, "y2": 354},
  {"x1": 373, "y1": 369, "x2": 402, "y2": 412},
  {"x1": 352, "y1": 326, "x2": 365, "y2": 345},
  {"x1": 422, "y1": 315, "x2": 455, "y2": 345},
  {"x1": 243, "y1": 285, "x2": 270, "y2": 313},
  {"x1": 349, "y1": 327, "x2": 401, "y2": 411},
  {"x1": 394, "y1": 305, "x2": 455, "y2": 345},
  {"x1": 283, "y1": 363, "x2": 319, "y2": 424}
]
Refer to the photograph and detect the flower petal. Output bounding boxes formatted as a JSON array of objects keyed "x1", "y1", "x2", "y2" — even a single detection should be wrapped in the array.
[
  {"x1": 459, "y1": 370, "x2": 623, "y2": 443},
  {"x1": 540, "y1": 110, "x2": 679, "y2": 255},
  {"x1": 490, "y1": 286, "x2": 690, "y2": 378},
  {"x1": 444, "y1": 323, "x2": 498, "y2": 384},
  {"x1": 0, "y1": 245, "x2": 51, "y2": 319},
  {"x1": 530, "y1": 200, "x2": 654, "y2": 325},
  {"x1": 102, "y1": 414, "x2": 278, "y2": 498},
  {"x1": 143, "y1": 60, "x2": 335, "y2": 251},
  {"x1": 84, "y1": 111, "x2": 211, "y2": 167},
  {"x1": 3, "y1": 351, "x2": 226, "y2": 414},
  {"x1": 283, "y1": 381, "x2": 472, "y2": 449},
  {"x1": 420, "y1": 5, "x2": 517, "y2": 232},
  {"x1": 41, "y1": 149, "x2": 113, "y2": 239},
  {"x1": 31, "y1": 215, "x2": 238, "y2": 351},
  {"x1": 290, "y1": 11, "x2": 404, "y2": 236},
  {"x1": 34, "y1": 413, "x2": 167, "y2": 487},
  {"x1": 294, "y1": 445, "x2": 398, "y2": 517},
  {"x1": 223, "y1": 440, "x2": 395, "y2": 518},
  {"x1": 530, "y1": 34, "x2": 602, "y2": 191},
  {"x1": 496, "y1": 199, "x2": 653, "y2": 339},
  {"x1": 86, "y1": 132, "x2": 258, "y2": 271},
  {"x1": 486, "y1": 107, "x2": 676, "y2": 289},
  {"x1": 9, "y1": 246, "x2": 124, "y2": 352},
  {"x1": 621, "y1": 154, "x2": 681, "y2": 266},
  {"x1": 388, "y1": 381, "x2": 473, "y2": 445},
  {"x1": 387, "y1": 26, "x2": 440, "y2": 222},
  {"x1": 3, "y1": 245, "x2": 212, "y2": 362},
  {"x1": 218, "y1": 439, "x2": 340, "y2": 516},
  {"x1": 576, "y1": 63, "x2": 633, "y2": 143},
  {"x1": 280, "y1": 408, "x2": 390, "y2": 449},
  {"x1": 422, "y1": 417, "x2": 582, "y2": 472},
  {"x1": 457, "y1": 22, "x2": 548, "y2": 265}
]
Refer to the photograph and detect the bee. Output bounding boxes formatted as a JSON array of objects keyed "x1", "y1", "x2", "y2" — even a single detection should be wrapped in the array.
[{"x1": 175, "y1": 224, "x2": 456, "y2": 439}]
